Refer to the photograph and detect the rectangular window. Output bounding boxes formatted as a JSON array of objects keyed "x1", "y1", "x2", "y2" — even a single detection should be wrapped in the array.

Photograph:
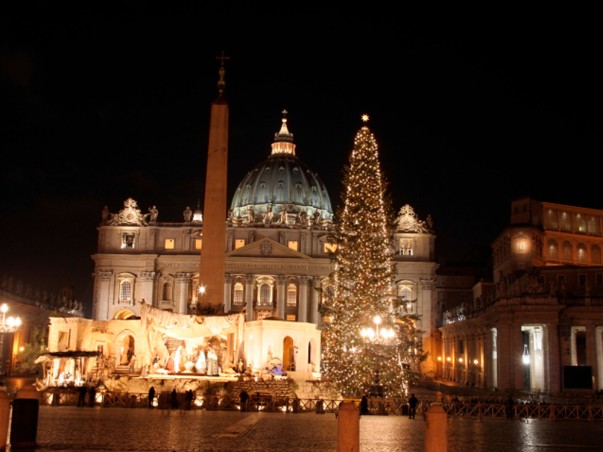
[
  {"x1": 233, "y1": 284, "x2": 244, "y2": 305},
  {"x1": 578, "y1": 274, "x2": 587, "y2": 286},
  {"x1": 597, "y1": 273, "x2": 603, "y2": 286},
  {"x1": 557, "y1": 275, "x2": 566, "y2": 286},
  {"x1": 399, "y1": 239, "x2": 414, "y2": 256},
  {"x1": 121, "y1": 233, "x2": 135, "y2": 249},
  {"x1": 286, "y1": 285, "x2": 297, "y2": 306},
  {"x1": 288, "y1": 240, "x2": 298, "y2": 251},
  {"x1": 194, "y1": 239, "x2": 202, "y2": 250},
  {"x1": 286, "y1": 314, "x2": 297, "y2": 321},
  {"x1": 324, "y1": 242, "x2": 337, "y2": 253},
  {"x1": 164, "y1": 239, "x2": 175, "y2": 250},
  {"x1": 235, "y1": 239, "x2": 246, "y2": 249}
]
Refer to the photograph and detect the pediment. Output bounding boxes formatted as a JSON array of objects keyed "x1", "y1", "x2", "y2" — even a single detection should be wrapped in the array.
[{"x1": 227, "y1": 237, "x2": 310, "y2": 259}]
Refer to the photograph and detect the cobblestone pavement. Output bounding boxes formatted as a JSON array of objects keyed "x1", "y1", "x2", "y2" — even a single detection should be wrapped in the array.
[{"x1": 24, "y1": 406, "x2": 603, "y2": 451}]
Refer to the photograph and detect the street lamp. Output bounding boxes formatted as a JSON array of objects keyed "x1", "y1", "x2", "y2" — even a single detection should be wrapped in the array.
[
  {"x1": 0, "y1": 303, "x2": 22, "y2": 376},
  {"x1": 360, "y1": 315, "x2": 396, "y2": 400},
  {"x1": 522, "y1": 344, "x2": 530, "y2": 365}
]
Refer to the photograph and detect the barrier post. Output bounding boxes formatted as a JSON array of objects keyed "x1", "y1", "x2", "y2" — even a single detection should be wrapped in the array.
[
  {"x1": 0, "y1": 392, "x2": 10, "y2": 452},
  {"x1": 337, "y1": 401, "x2": 359, "y2": 452},
  {"x1": 10, "y1": 385, "x2": 41, "y2": 451},
  {"x1": 425, "y1": 403, "x2": 448, "y2": 452}
]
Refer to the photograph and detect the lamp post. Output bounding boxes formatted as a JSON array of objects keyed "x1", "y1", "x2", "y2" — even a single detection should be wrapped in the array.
[
  {"x1": 360, "y1": 315, "x2": 396, "y2": 399},
  {"x1": 0, "y1": 303, "x2": 22, "y2": 377}
]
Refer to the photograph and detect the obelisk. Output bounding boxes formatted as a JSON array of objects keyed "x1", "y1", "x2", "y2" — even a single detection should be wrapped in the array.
[{"x1": 198, "y1": 54, "x2": 229, "y2": 313}]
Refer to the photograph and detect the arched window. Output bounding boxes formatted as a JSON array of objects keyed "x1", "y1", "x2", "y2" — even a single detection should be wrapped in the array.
[
  {"x1": 397, "y1": 281, "x2": 415, "y2": 314},
  {"x1": 259, "y1": 283, "x2": 272, "y2": 306},
  {"x1": 162, "y1": 282, "x2": 172, "y2": 301},
  {"x1": 547, "y1": 240, "x2": 559, "y2": 260},
  {"x1": 119, "y1": 280, "x2": 133, "y2": 304},
  {"x1": 233, "y1": 282, "x2": 244, "y2": 305},
  {"x1": 286, "y1": 283, "x2": 297, "y2": 307},
  {"x1": 577, "y1": 243, "x2": 588, "y2": 263}
]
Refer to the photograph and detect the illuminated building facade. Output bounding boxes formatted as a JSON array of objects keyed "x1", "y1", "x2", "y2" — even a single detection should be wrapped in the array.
[
  {"x1": 86, "y1": 104, "x2": 438, "y2": 380},
  {"x1": 438, "y1": 197, "x2": 603, "y2": 394}
]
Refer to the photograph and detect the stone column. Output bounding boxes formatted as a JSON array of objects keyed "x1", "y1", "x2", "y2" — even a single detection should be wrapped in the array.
[
  {"x1": 547, "y1": 322, "x2": 562, "y2": 393},
  {"x1": 94, "y1": 270, "x2": 113, "y2": 321},
  {"x1": 224, "y1": 273, "x2": 233, "y2": 313},
  {"x1": 276, "y1": 275, "x2": 286, "y2": 319},
  {"x1": 309, "y1": 276, "x2": 321, "y2": 324},
  {"x1": 175, "y1": 273, "x2": 191, "y2": 314},
  {"x1": 245, "y1": 274, "x2": 255, "y2": 321},
  {"x1": 136, "y1": 271, "x2": 156, "y2": 314},
  {"x1": 298, "y1": 276, "x2": 310, "y2": 322}
]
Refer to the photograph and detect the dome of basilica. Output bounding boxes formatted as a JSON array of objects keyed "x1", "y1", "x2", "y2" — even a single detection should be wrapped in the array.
[{"x1": 229, "y1": 112, "x2": 333, "y2": 227}]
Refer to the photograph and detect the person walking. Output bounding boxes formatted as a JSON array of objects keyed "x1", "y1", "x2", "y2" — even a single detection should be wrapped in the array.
[
  {"x1": 408, "y1": 393, "x2": 419, "y2": 419},
  {"x1": 505, "y1": 395, "x2": 514, "y2": 419},
  {"x1": 148, "y1": 386, "x2": 156, "y2": 408},
  {"x1": 171, "y1": 389, "x2": 179, "y2": 409},
  {"x1": 360, "y1": 394, "x2": 370, "y2": 415},
  {"x1": 239, "y1": 390, "x2": 249, "y2": 412}
]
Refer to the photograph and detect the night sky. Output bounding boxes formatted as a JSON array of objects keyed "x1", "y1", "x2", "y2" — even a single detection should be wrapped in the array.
[{"x1": 1, "y1": 4, "x2": 600, "y2": 313}]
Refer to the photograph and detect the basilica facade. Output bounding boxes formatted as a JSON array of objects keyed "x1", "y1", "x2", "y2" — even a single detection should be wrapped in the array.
[{"x1": 76, "y1": 110, "x2": 438, "y2": 383}]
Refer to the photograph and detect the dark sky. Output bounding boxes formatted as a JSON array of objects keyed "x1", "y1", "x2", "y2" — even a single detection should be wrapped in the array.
[{"x1": 1, "y1": 4, "x2": 600, "y2": 311}]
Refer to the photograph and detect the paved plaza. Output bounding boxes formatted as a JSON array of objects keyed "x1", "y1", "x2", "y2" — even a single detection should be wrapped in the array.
[{"x1": 17, "y1": 405, "x2": 603, "y2": 451}]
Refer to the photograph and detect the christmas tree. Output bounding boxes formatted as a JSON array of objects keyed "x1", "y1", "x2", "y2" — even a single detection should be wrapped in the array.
[{"x1": 321, "y1": 115, "x2": 424, "y2": 399}]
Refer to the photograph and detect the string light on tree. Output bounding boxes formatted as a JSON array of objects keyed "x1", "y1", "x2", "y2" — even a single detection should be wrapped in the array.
[{"x1": 320, "y1": 115, "x2": 424, "y2": 399}]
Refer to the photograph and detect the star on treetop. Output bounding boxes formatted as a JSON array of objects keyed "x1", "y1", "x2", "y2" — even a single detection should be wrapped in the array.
[{"x1": 361, "y1": 114, "x2": 370, "y2": 123}]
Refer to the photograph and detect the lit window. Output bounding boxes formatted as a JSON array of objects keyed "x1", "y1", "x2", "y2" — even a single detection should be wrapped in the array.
[
  {"x1": 398, "y1": 282, "x2": 415, "y2": 314},
  {"x1": 259, "y1": 283, "x2": 272, "y2": 306},
  {"x1": 164, "y1": 239, "x2": 175, "y2": 250},
  {"x1": 119, "y1": 280, "x2": 133, "y2": 303},
  {"x1": 286, "y1": 314, "x2": 297, "y2": 321},
  {"x1": 288, "y1": 240, "x2": 298, "y2": 251},
  {"x1": 235, "y1": 239, "x2": 246, "y2": 249},
  {"x1": 399, "y1": 239, "x2": 414, "y2": 256},
  {"x1": 233, "y1": 282, "x2": 244, "y2": 305},
  {"x1": 324, "y1": 242, "x2": 337, "y2": 253},
  {"x1": 121, "y1": 233, "x2": 135, "y2": 249},
  {"x1": 195, "y1": 239, "x2": 202, "y2": 250},
  {"x1": 286, "y1": 284, "x2": 297, "y2": 306}
]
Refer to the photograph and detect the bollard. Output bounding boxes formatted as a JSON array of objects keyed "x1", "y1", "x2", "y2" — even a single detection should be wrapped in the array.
[
  {"x1": 337, "y1": 401, "x2": 359, "y2": 452},
  {"x1": 10, "y1": 385, "x2": 41, "y2": 451},
  {"x1": 425, "y1": 403, "x2": 448, "y2": 452},
  {"x1": 0, "y1": 392, "x2": 10, "y2": 452}
]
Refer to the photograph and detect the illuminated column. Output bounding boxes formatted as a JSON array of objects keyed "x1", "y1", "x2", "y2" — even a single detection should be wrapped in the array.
[
  {"x1": 275, "y1": 276, "x2": 286, "y2": 319},
  {"x1": 224, "y1": 274, "x2": 233, "y2": 313},
  {"x1": 309, "y1": 276, "x2": 321, "y2": 324},
  {"x1": 298, "y1": 276, "x2": 310, "y2": 322},
  {"x1": 175, "y1": 273, "x2": 192, "y2": 314},
  {"x1": 94, "y1": 270, "x2": 113, "y2": 321},
  {"x1": 419, "y1": 278, "x2": 436, "y2": 375},
  {"x1": 136, "y1": 271, "x2": 156, "y2": 314},
  {"x1": 245, "y1": 274, "x2": 254, "y2": 321}
]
